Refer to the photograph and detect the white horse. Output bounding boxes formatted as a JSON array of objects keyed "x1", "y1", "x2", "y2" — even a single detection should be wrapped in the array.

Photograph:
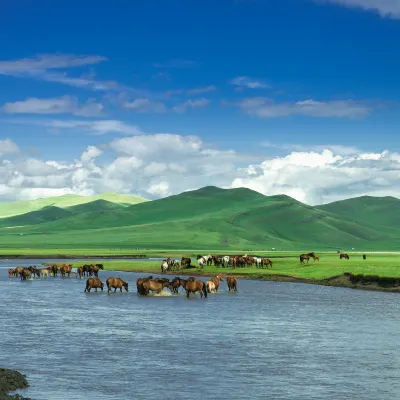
[
  {"x1": 222, "y1": 256, "x2": 230, "y2": 267},
  {"x1": 161, "y1": 260, "x2": 168, "y2": 274},
  {"x1": 255, "y1": 257, "x2": 262, "y2": 268},
  {"x1": 197, "y1": 254, "x2": 212, "y2": 268},
  {"x1": 206, "y1": 281, "x2": 216, "y2": 293}
]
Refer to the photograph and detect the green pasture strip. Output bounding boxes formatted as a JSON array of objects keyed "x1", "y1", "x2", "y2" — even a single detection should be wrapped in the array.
[{"x1": 42, "y1": 253, "x2": 400, "y2": 280}]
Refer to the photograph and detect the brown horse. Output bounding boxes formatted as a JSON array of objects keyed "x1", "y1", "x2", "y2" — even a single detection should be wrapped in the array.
[
  {"x1": 84, "y1": 277, "x2": 104, "y2": 292},
  {"x1": 20, "y1": 269, "x2": 31, "y2": 281},
  {"x1": 313, "y1": 256, "x2": 320, "y2": 262},
  {"x1": 14, "y1": 266, "x2": 24, "y2": 277},
  {"x1": 91, "y1": 264, "x2": 104, "y2": 277},
  {"x1": 169, "y1": 277, "x2": 186, "y2": 294},
  {"x1": 51, "y1": 264, "x2": 58, "y2": 277},
  {"x1": 141, "y1": 279, "x2": 171, "y2": 295},
  {"x1": 181, "y1": 257, "x2": 192, "y2": 268},
  {"x1": 340, "y1": 253, "x2": 350, "y2": 260},
  {"x1": 8, "y1": 268, "x2": 15, "y2": 278},
  {"x1": 106, "y1": 277, "x2": 129, "y2": 293},
  {"x1": 76, "y1": 267, "x2": 84, "y2": 279},
  {"x1": 184, "y1": 277, "x2": 207, "y2": 298},
  {"x1": 300, "y1": 252, "x2": 315, "y2": 264},
  {"x1": 39, "y1": 268, "x2": 50, "y2": 278},
  {"x1": 136, "y1": 276, "x2": 153, "y2": 295},
  {"x1": 206, "y1": 273, "x2": 224, "y2": 293},
  {"x1": 227, "y1": 276, "x2": 238, "y2": 292},
  {"x1": 262, "y1": 258, "x2": 273, "y2": 269},
  {"x1": 60, "y1": 264, "x2": 73, "y2": 278}
]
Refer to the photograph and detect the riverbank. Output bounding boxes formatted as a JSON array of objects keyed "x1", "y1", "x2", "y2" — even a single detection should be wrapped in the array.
[
  {"x1": 43, "y1": 254, "x2": 400, "y2": 293},
  {"x1": 0, "y1": 369, "x2": 31, "y2": 400}
]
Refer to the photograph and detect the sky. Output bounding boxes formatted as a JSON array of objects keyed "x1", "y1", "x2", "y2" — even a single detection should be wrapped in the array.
[{"x1": 1, "y1": 0, "x2": 400, "y2": 205}]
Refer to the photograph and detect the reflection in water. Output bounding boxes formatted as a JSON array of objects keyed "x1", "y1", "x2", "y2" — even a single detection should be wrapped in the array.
[{"x1": 1, "y1": 259, "x2": 400, "y2": 400}]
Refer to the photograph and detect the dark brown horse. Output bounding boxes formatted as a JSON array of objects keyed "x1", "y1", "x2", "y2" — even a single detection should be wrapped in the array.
[
  {"x1": 84, "y1": 277, "x2": 104, "y2": 292},
  {"x1": 169, "y1": 277, "x2": 186, "y2": 293},
  {"x1": 20, "y1": 268, "x2": 31, "y2": 281},
  {"x1": 184, "y1": 277, "x2": 207, "y2": 298},
  {"x1": 300, "y1": 252, "x2": 315, "y2": 264},
  {"x1": 363, "y1": 254, "x2": 366, "y2": 260},
  {"x1": 262, "y1": 258, "x2": 273, "y2": 269},
  {"x1": 8, "y1": 268, "x2": 15, "y2": 278},
  {"x1": 106, "y1": 277, "x2": 129, "y2": 293},
  {"x1": 340, "y1": 253, "x2": 350, "y2": 260},
  {"x1": 51, "y1": 264, "x2": 58, "y2": 277},
  {"x1": 91, "y1": 264, "x2": 104, "y2": 277},
  {"x1": 76, "y1": 267, "x2": 84, "y2": 279},
  {"x1": 181, "y1": 257, "x2": 192, "y2": 268},
  {"x1": 136, "y1": 276, "x2": 153, "y2": 295},
  {"x1": 227, "y1": 276, "x2": 238, "y2": 292}
]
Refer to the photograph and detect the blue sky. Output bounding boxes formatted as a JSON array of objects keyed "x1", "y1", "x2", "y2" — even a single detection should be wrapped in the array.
[{"x1": 1, "y1": 0, "x2": 400, "y2": 204}]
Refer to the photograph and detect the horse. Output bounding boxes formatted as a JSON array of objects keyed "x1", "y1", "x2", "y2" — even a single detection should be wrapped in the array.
[
  {"x1": 221, "y1": 256, "x2": 230, "y2": 267},
  {"x1": 76, "y1": 267, "x2": 84, "y2": 279},
  {"x1": 20, "y1": 269, "x2": 31, "y2": 281},
  {"x1": 206, "y1": 273, "x2": 224, "y2": 293},
  {"x1": 170, "y1": 277, "x2": 186, "y2": 294},
  {"x1": 106, "y1": 277, "x2": 129, "y2": 294},
  {"x1": 8, "y1": 269, "x2": 15, "y2": 278},
  {"x1": 255, "y1": 257, "x2": 262, "y2": 268},
  {"x1": 363, "y1": 254, "x2": 366, "y2": 260},
  {"x1": 136, "y1": 276, "x2": 153, "y2": 295},
  {"x1": 227, "y1": 276, "x2": 238, "y2": 292},
  {"x1": 313, "y1": 256, "x2": 320, "y2": 262},
  {"x1": 261, "y1": 258, "x2": 273, "y2": 269},
  {"x1": 39, "y1": 268, "x2": 50, "y2": 278},
  {"x1": 197, "y1": 254, "x2": 211, "y2": 268},
  {"x1": 184, "y1": 277, "x2": 208, "y2": 298},
  {"x1": 340, "y1": 253, "x2": 350, "y2": 260},
  {"x1": 141, "y1": 279, "x2": 172, "y2": 295},
  {"x1": 84, "y1": 277, "x2": 104, "y2": 292},
  {"x1": 51, "y1": 264, "x2": 58, "y2": 277},
  {"x1": 300, "y1": 252, "x2": 315, "y2": 264},
  {"x1": 161, "y1": 260, "x2": 169, "y2": 274},
  {"x1": 60, "y1": 264, "x2": 73, "y2": 278},
  {"x1": 181, "y1": 257, "x2": 192, "y2": 268},
  {"x1": 14, "y1": 266, "x2": 24, "y2": 277}
]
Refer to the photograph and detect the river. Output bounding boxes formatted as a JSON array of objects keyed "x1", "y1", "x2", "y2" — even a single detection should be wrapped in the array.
[{"x1": 1, "y1": 259, "x2": 400, "y2": 400}]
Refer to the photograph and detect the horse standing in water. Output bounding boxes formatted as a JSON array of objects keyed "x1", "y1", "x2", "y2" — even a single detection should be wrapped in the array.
[
  {"x1": 184, "y1": 277, "x2": 208, "y2": 298},
  {"x1": 106, "y1": 277, "x2": 129, "y2": 294},
  {"x1": 8, "y1": 269, "x2": 15, "y2": 278},
  {"x1": 206, "y1": 273, "x2": 224, "y2": 293},
  {"x1": 300, "y1": 252, "x2": 315, "y2": 264},
  {"x1": 227, "y1": 276, "x2": 238, "y2": 292},
  {"x1": 84, "y1": 277, "x2": 104, "y2": 292}
]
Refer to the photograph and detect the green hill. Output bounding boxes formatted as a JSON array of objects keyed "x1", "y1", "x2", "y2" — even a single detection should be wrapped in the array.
[
  {"x1": 0, "y1": 192, "x2": 149, "y2": 218},
  {"x1": 0, "y1": 186, "x2": 398, "y2": 250}
]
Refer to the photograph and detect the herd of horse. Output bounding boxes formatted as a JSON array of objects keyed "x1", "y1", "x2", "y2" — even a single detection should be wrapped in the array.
[
  {"x1": 80, "y1": 272, "x2": 237, "y2": 298},
  {"x1": 8, "y1": 263, "x2": 105, "y2": 280}
]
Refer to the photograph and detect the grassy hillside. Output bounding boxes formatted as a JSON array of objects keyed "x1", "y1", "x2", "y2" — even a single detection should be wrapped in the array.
[
  {"x1": 0, "y1": 186, "x2": 399, "y2": 250},
  {"x1": 316, "y1": 196, "x2": 400, "y2": 231},
  {"x1": 0, "y1": 192, "x2": 149, "y2": 218}
]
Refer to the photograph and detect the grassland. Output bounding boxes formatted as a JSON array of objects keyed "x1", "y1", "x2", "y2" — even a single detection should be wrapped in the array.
[{"x1": 1, "y1": 187, "x2": 400, "y2": 251}]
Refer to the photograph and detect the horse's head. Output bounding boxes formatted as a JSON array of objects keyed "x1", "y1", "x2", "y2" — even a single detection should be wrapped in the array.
[
  {"x1": 196, "y1": 255, "x2": 202, "y2": 259},
  {"x1": 123, "y1": 282, "x2": 129, "y2": 291}
]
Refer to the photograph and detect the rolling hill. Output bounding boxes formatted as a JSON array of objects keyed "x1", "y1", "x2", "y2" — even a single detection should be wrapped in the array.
[
  {"x1": 0, "y1": 192, "x2": 149, "y2": 218},
  {"x1": 0, "y1": 186, "x2": 399, "y2": 250}
]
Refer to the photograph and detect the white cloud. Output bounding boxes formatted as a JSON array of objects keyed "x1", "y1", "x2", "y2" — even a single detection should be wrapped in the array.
[
  {"x1": 2, "y1": 96, "x2": 104, "y2": 117},
  {"x1": 316, "y1": 0, "x2": 400, "y2": 18},
  {"x1": 239, "y1": 98, "x2": 372, "y2": 118},
  {"x1": 2, "y1": 135, "x2": 400, "y2": 206},
  {"x1": 0, "y1": 139, "x2": 20, "y2": 157},
  {"x1": 153, "y1": 59, "x2": 197, "y2": 68},
  {"x1": 0, "y1": 53, "x2": 119, "y2": 91},
  {"x1": 187, "y1": 86, "x2": 216, "y2": 95},
  {"x1": 8, "y1": 118, "x2": 142, "y2": 135},
  {"x1": 172, "y1": 98, "x2": 210, "y2": 113},
  {"x1": 123, "y1": 98, "x2": 166, "y2": 113},
  {"x1": 230, "y1": 76, "x2": 270, "y2": 89}
]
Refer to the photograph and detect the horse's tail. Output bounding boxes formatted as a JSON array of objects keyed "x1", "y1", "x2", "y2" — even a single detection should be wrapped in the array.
[{"x1": 203, "y1": 283, "x2": 207, "y2": 298}]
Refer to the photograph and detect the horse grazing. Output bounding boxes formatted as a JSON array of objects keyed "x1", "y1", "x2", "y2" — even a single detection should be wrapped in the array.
[
  {"x1": 300, "y1": 252, "x2": 315, "y2": 264},
  {"x1": 184, "y1": 277, "x2": 207, "y2": 298},
  {"x1": 227, "y1": 276, "x2": 238, "y2": 292},
  {"x1": 84, "y1": 277, "x2": 104, "y2": 292},
  {"x1": 161, "y1": 260, "x2": 169, "y2": 274},
  {"x1": 262, "y1": 258, "x2": 273, "y2": 269},
  {"x1": 181, "y1": 257, "x2": 192, "y2": 268},
  {"x1": 340, "y1": 253, "x2": 350, "y2": 260},
  {"x1": 8, "y1": 269, "x2": 15, "y2": 278},
  {"x1": 106, "y1": 277, "x2": 129, "y2": 294},
  {"x1": 206, "y1": 273, "x2": 224, "y2": 293}
]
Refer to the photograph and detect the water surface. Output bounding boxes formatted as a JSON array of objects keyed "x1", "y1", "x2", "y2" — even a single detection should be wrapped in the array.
[{"x1": 1, "y1": 259, "x2": 400, "y2": 400}]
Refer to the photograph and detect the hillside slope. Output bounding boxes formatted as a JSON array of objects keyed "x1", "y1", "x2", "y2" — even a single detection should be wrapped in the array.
[
  {"x1": 0, "y1": 192, "x2": 149, "y2": 218},
  {"x1": 0, "y1": 186, "x2": 398, "y2": 250}
]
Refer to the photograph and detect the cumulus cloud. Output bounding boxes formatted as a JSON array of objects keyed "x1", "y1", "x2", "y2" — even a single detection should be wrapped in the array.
[
  {"x1": 230, "y1": 76, "x2": 270, "y2": 90},
  {"x1": 2, "y1": 96, "x2": 104, "y2": 117},
  {"x1": 2, "y1": 135, "x2": 400, "y2": 206},
  {"x1": 316, "y1": 0, "x2": 400, "y2": 18},
  {"x1": 239, "y1": 98, "x2": 372, "y2": 118},
  {"x1": 123, "y1": 98, "x2": 166, "y2": 113},
  {"x1": 172, "y1": 98, "x2": 210, "y2": 113}
]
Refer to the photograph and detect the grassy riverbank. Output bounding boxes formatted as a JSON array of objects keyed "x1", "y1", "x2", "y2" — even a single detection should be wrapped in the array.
[{"x1": 43, "y1": 252, "x2": 400, "y2": 292}]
